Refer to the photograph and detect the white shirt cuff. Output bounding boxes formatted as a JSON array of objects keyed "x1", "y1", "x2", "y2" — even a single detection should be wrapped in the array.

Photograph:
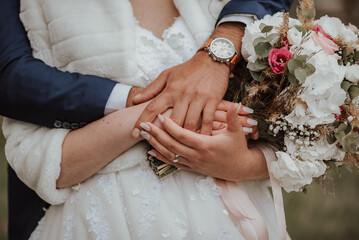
[
  {"x1": 217, "y1": 14, "x2": 258, "y2": 27},
  {"x1": 104, "y1": 83, "x2": 132, "y2": 115}
]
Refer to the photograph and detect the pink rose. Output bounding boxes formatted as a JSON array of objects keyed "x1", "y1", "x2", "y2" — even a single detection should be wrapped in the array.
[
  {"x1": 311, "y1": 31, "x2": 338, "y2": 55},
  {"x1": 312, "y1": 24, "x2": 338, "y2": 55},
  {"x1": 346, "y1": 23, "x2": 358, "y2": 34},
  {"x1": 313, "y1": 24, "x2": 332, "y2": 39},
  {"x1": 268, "y1": 47, "x2": 293, "y2": 74}
]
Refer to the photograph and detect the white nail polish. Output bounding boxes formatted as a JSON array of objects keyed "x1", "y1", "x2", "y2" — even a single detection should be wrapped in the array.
[
  {"x1": 243, "y1": 127, "x2": 253, "y2": 133},
  {"x1": 235, "y1": 102, "x2": 242, "y2": 114},
  {"x1": 140, "y1": 131, "x2": 151, "y2": 140},
  {"x1": 158, "y1": 114, "x2": 164, "y2": 123},
  {"x1": 132, "y1": 128, "x2": 140, "y2": 137},
  {"x1": 140, "y1": 122, "x2": 151, "y2": 131},
  {"x1": 134, "y1": 93, "x2": 141, "y2": 99},
  {"x1": 148, "y1": 151, "x2": 157, "y2": 157},
  {"x1": 243, "y1": 106, "x2": 254, "y2": 114},
  {"x1": 247, "y1": 119, "x2": 258, "y2": 126}
]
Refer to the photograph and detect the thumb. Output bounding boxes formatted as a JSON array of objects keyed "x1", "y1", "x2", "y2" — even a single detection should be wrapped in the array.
[
  {"x1": 133, "y1": 71, "x2": 169, "y2": 104},
  {"x1": 226, "y1": 103, "x2": 244, "y2": 133}
]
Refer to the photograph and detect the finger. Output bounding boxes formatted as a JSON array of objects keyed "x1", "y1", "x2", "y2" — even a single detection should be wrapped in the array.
[
  {"x1": 133, "y1": 71, "x2": 169, "y2": 104},
  {"x1": 133, "y1": 95, "x2": 173, "y2": 137},
  {"x1": 200, "y1": 100, "x2": 217, "y2": 135},
  {"x1": 212, "y1": 121, "x2": 227, "y2": 131},
  {"x1": 158, "y1": 114, "x2": 208, "y2": 149},
  {"x1": 142, "y1": 122, "x2": 198, "y2": 159},
  {"x1": 217, "y1": 101, "x2": 254, "y2": 115},
  {"x1": 214, "y1": 110, "x2": 227, "y2": 123},
  {"x1": 183, "y1": 100, "x2": 205, "y2": 131},
  {"x1": 142, "y1": 130, "x2": 177, "y2": 161},
  {"x1": 170, "y1": 99, "x2": 190, "y2": 127},
  {"x1": 251, "y1": 126, "x2": 260, "y2": 140},
  {"x1": 148, "y1": 150, "x2": 192, "y2": 170}
]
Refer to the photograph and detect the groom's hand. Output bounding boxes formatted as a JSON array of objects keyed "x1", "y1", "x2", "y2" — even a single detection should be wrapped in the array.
[{"x1": 133, "y1": 22, "x2": 245, "y2": 135}]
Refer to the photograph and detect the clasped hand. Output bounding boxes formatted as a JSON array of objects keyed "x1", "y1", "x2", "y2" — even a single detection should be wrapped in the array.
[{"x1": 138, "y1": 102, "x2": 266, "y2": 182}]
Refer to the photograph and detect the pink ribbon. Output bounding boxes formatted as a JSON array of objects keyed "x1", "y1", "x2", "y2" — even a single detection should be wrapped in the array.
[{"x1": 215, "y1": 144, "x2": 286, "y2": 240}]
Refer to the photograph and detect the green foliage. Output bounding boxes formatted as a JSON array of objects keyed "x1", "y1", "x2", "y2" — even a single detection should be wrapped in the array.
[
  {"x1": 348, "y1": 85, "x2": 359, "y2": 99},
  {"x1": 253, "y1": 35, "x2": 276, "y2": 58},
  {"x1": 341, "y1": 80, "x2": 352, "y2": 91},
  {"x1": 259, "y1": 23, "x2": 273, "y2": 33},
  {"x1": 333, "y1": 122, "x2": 359, "y2": 153},
  {"x1": 287, "y1": 55, "x2": 315, "y2": 83},
  {"x1": 354, "y1": 50, "x2": 359, "y2": 63},
  {"x1": 302, "y1": 7, "x2": 316, "y2": 20},
  {"x1": 249, "y1": 70, "x2": 265, "y2": 82},
  {"x1": 295, "y1": 25, "x2": 307, "y2": 36},
  {"x1": 254, "y1": 59, "x2": 269, "y2": 70}
]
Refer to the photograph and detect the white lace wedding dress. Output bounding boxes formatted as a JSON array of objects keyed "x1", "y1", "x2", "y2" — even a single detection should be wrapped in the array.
[{"x1": 3, "y1": 1, "x2": 288, "y2": 239}]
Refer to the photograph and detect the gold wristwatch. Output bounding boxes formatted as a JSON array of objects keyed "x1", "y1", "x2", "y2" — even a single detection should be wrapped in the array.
[{"x1": 198, "y1": 37, "x2": 239, "y2": 72}]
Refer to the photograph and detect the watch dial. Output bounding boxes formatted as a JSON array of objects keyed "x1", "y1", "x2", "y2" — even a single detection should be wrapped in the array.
[{"x1": 210, "y1": 38, "x2": 235, "y2": 59}]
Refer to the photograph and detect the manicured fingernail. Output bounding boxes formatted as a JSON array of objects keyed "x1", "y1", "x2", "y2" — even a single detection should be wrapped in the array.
[
  {"x1": 140, "y1": 122, "x2": 151, "y2": 131},
  {"x1": 133, "y1": 94, "x2": 141, "y2": 99},
  {"x1": 158, "y1": 114, "x2": 164, "y2": 123},
  {"x1": 236, "y1": 102, "x2": 242, "y2": 114},
  {"x1": 247, "y1": 119, "x2": 258, "y2": 126},
  {"x1": 243, "y1": 127, "x2": 253, "y2": 133},
  {"x1": 148, "y1": 151, "x2": 157, "y2": 157},
  {"x1": 243, "y1": 106, "x2": 254, "y2": 114},
  {"x1": 132, "y1": 128, "x2": 140, "y2": 137},
  {"x1": 140, "y1": 131, "x2": 151, "y2": 140}
]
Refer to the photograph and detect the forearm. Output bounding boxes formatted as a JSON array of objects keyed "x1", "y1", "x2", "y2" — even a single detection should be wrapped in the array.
[
  {"x1": 57, "y1": 102, "x2": 149, "y2": 188},
  {"x1": 238, "y1": 146, "x2": 269, "y2": 181}
]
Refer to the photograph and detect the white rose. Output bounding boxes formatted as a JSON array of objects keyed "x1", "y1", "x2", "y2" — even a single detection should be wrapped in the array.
[
  {"x1": 287, "y1": 27, "x2": 302, "y2": 45},
  {"x1": 345, "y1": 64, "x2": 359, "y2": 83},
  {"x1": 270, "y1": 151, "x2": 327, "y2": 192},
  {"x1": 315, "y1": 16, "x2": 358, "y2": 43}
]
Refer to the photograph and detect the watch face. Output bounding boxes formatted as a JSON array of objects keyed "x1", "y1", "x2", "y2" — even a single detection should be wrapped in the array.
[{"x1": 209, "y1": 38, "x2": 236, "y2": 60}]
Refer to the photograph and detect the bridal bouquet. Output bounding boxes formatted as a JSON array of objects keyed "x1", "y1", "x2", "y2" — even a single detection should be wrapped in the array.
[{"x1": 227, "y1": 0, "x2": 359, "y2": 192}]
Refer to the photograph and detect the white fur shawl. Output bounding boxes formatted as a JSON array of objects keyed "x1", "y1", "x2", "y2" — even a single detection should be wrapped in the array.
[{"x1": 3, "y1": 0, "x2": 228, "y2": 204}]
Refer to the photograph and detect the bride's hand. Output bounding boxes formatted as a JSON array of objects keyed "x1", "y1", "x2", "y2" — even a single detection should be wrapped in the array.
[{"x1": 140, "y1": 104, "x2": 267, "y2": 181}]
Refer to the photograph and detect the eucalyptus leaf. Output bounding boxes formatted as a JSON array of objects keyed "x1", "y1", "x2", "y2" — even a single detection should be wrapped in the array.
[
  {"x1": 335, "y1": 130, "x2": 345, "y2": 143},
  {"x1": 344, "y1": 122, "x2": 352, "y2": 135},
  {"x1": 254, "y1": 59, "x2": 269, "y2": 70},
  {"x1": 341, "y1": 80, "x2": 352, "y2": 92},
  {"x1": 267, "y1": 33, "x2": 278, "y2": 42},
  {"x1": 337, "y1": 123, "x2": 348, "y2": 133},
  {"x1": 349, "y1": 85, "x2": 359, "y2": 99},
  {"x1": 254, "y1": 42, "x2": 272, "y2": 58},
  {"x1": 287, "y1": 59, "x2": 304, "y2": 74},
  {"x1": 296, "y1": 55, "x2": 309, "y2": 62},
  {"x1": 260, "y1": 24, "x2": 273, "y2": 33},
  {"x1": 326, "y1": 133, "x2": 337, "y2": 144},
  {"x1": 250, "y1": 70, "x2": 265, "y2": 82},
  {"x1": 302, "y1": 8, "x2": 316, "y2": 20},
  {"x1": 354, "y1": 50, "x2": 359, "y2": 63},
  {"x1": 294, "y1": 68, "x2": 308, "y2": 82},
  {"x1": 253, "y1": 37, "x2": 267, "y2": 47},
  {"x1": 288, "y1": 73, "x2": 298, "y2": 84},
  {"x1": 295, "y1": 25, "x2": 307, "y2": 36},
  {"x1": 304, "y1": 63, "x2": 316, "y2": 77}
]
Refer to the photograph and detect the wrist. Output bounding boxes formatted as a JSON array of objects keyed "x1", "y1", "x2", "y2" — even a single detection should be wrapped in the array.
[
  {"x1": 126, "y1": 87, "x2": 144, "y2": 107},
  {"x1": 212, "y1": 22, "x2": 245, "y2": 54},
  {"x1": 195, "y1": 47, "x2": 231, "y2": 76}
]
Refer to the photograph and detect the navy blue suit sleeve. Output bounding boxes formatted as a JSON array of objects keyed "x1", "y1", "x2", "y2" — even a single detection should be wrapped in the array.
[
  {"x1": 217, "y1": 0, "x2": 293, "y2": 24},
  {"x1": 0, "y1": 0, "x2": 118, "y2": 128}
]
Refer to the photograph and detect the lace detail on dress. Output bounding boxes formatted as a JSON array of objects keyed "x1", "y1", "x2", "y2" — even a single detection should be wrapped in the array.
[
  {"x1": 216, "y1": 227, "x2": 233, "y2": 240},
  {"x1": 172, "y1": 212, "x2": 190, "y2": 239},
  {"x1": 70, "y1": 184, "x2": 81, "y2": 205},
  {"x1": 63, "y1": 215, "x2": 74, "y2": 240},
  {"x1": 195, "y1": 176, "x2": 223, "y2": 201},
  {"x1": 86, "y1": 197, "x2": 110, "y2": 240},
  {"x1": 96, "y1": 175, "x2": 114, "y2": 204},
  {"x1": 133, "y1": 163, "x2": 167, "y2": 237},
  {"x1": 134, "y1": 17, "x2": 197, "y2": 87}
]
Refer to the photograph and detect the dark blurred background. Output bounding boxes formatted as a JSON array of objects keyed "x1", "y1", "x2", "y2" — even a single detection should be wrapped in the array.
[{"x1": 1, "y1": 0, "x2": 359, "y2": 239}]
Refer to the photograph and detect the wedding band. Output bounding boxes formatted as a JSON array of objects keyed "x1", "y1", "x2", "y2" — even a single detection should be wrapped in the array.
[{"x1": 173, "y1": 154, "x2": 180, "y2": 163}]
